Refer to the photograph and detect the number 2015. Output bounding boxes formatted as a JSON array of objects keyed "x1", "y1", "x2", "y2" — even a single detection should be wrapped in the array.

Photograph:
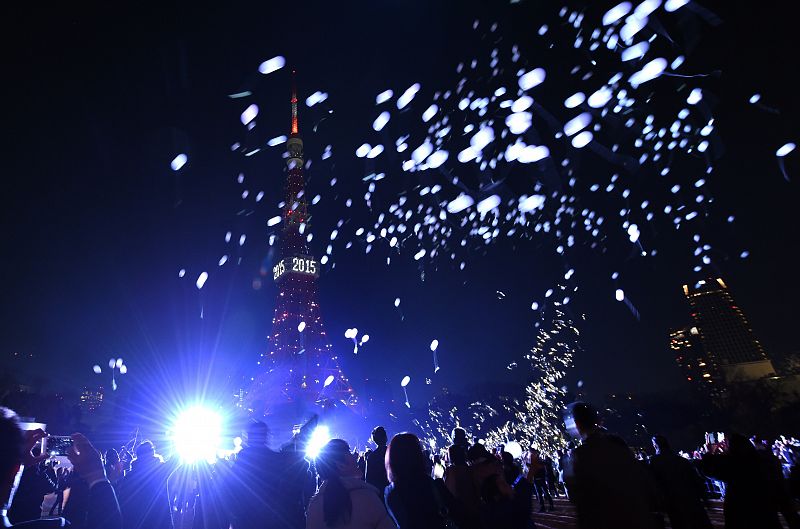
[{"x1": 292, "y1": 257, "x2": 316, "y2": 274}]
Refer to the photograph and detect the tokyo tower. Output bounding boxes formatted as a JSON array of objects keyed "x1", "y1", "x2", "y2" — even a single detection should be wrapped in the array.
[{"x1": 248, "y1": 72, "x2": 356, "y2": 417}]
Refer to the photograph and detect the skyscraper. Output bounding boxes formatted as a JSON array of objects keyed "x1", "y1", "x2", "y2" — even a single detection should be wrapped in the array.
[
  {"x1": 670, "y1": 326, "x2": 720, "y2": 395},
  {"x1": 681, "y1": 278, "x2": 775, "y2": 383},
  {"x1": 248, "y1": 73, "x2": 355, "y2": 417}
]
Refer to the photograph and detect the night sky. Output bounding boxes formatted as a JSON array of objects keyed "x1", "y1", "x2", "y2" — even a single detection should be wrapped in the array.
[{"x1": 2, "y1": 1, "x2": 798, "y2": 411}]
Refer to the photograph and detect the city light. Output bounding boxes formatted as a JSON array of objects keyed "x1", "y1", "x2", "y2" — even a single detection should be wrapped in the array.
[
  {"x1": 305, "y1": 425, "x2": 330, "y2": 459},
  {"x1": 171, "y1": 406, "x2": 223, "y2": 464}
]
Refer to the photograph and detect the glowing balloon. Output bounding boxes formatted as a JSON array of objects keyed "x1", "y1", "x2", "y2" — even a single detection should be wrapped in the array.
[
  {"x1": 240, "y1": 104, "x2": 258, "y2": 125},
  {"x1": 505, "y1": 441, "x2": 523, "y2": 459},
  {"x1": 170, "y1": 154, "x2": 187, "y2": 171},
  {"x1": 776, "y1": 143, "x2": 796, "y2": 157},
  {"x1": 376, "y1": 90, "x2": 393, "y2": 105},
  {"x1": 518, "y1": 68, "x2": 546, "y2": 90},
  {"x1": 258, "y1": 56, "x2": 285, "y2": 75}
]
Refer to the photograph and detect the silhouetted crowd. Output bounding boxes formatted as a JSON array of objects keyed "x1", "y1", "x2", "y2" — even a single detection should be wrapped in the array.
[{"x1": 2, "y1": 403, "x2": 799, "y2": 529}]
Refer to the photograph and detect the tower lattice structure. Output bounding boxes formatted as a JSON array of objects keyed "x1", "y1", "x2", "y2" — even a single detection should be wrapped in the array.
[{"x1": 249, "y1": 72, "x2": 356, "y2": 415}]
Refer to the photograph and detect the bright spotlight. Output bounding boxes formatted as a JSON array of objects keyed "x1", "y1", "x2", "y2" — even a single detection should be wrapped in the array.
[
  {"x1": 305, "y1": 425, "x2": 330, "y2": 459},
  {"x1": 171, "y1": 406, "x2": 223, "y2": 464}
]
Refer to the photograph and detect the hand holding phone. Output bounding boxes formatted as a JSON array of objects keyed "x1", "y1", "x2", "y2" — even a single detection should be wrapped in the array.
[{"x1": 22, "y1": 429, "x2": 47, "y2": 467}]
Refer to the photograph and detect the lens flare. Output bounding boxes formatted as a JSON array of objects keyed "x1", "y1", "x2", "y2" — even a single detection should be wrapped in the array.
[
  {"x1": 171, "y1": 406, "x2": 223, "y2": 464},
  {"x1": 305, "y1": 425, "x2": 331, "y2": 459}
]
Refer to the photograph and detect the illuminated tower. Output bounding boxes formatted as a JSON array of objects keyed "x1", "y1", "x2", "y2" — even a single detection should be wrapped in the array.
[
  {"x1": 249, "y1": 72, "x2": 355, "y2": 416},
  {"x1": 682, "y1": 278, "x2": 776, "y2": 383}
]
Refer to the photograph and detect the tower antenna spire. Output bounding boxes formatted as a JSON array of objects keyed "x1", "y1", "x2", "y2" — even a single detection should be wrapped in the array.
[{"x1": 290, "y1": 69, "x2": 299, "y2": 135}]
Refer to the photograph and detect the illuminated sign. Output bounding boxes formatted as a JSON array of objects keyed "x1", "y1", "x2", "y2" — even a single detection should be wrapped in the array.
[{"x1": 273, "y1": 256, "x2": 318, "y2": 281}]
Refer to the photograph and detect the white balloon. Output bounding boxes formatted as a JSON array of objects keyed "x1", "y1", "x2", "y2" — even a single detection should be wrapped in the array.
[
  {"x1": 447, "y1": 194, "x2": 475, "y2": 214},
  {"x1": 564, "y1": 113, "x2": 592, "y2": 136},
  {"x1": 505, "y1": 441, "x2": 523, "y2": 459},
  {"x1": 240, "y1": 104, "x2": 258, "y2": 125},
  {"x1": 373, "y1": 111, "x2": 390, "y2": 131},
  {"x1": 376, "y1": 90, "x2": 393, "y2": 105},
  {"x1": 258, "y1": 56, "x2": 285, "y2": 75},
  {"x1": 518, "y1": 68, "x2": 546, "y2": 90},
  {"x1": 477, "y1": 195, "x2": 501, "y2": 214},
  {"x1": 170, "y1": 154, "x2": 187, "y2": 171},
  {"x1": 602, "y1": 2, "x2": 632, "y2": 25},
  {"x1": 401, "y1": 376, "x2": 411, "y2": 387},
  {"x1": 776, "y1": 142, "x2": 796, "y2": 157}
]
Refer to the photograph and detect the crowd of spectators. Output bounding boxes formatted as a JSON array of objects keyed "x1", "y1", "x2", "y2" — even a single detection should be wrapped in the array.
[{"x1": 2, "y1": 402, "x2": 799, "y2": 529}]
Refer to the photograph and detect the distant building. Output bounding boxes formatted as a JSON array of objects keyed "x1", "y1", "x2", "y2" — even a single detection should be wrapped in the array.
[
  {"x1": 670, "y1": 326, "x2": 720, "y2": 395},
  {"x1": 79, "y1": 387, "x2": 104, "y2": 412},
  {"x1": 679, "y1": 278, "x2": 775, "y2": 384}
]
